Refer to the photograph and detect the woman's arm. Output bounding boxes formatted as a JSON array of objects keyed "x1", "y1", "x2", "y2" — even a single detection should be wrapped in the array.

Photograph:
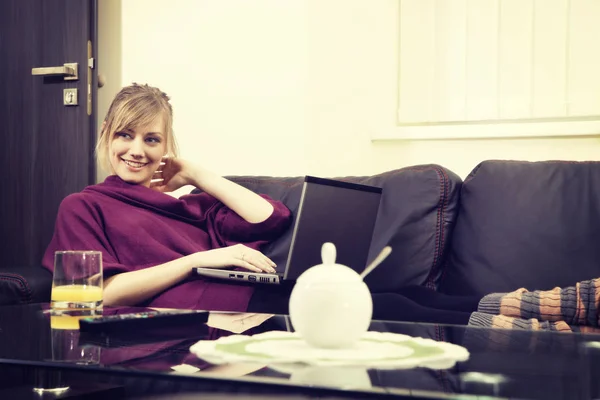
[
  {"x1": 189, "y1": 166, "x2": 273, "y2": 223},
  {"x1": 153, "y1": 158, "x2": 273, "y2": 223},
  {"x1": 103, "y1": 253, "x2": 198, "y2": 306},
  {"x1": 104, "y1": 244, "x2": 276, "y2": 306}
]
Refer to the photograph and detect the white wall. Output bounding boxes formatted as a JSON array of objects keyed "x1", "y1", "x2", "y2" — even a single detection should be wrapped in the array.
[
  {"x1": 118, "y1": 0, "x2": 309, "y2": 177},
  {"x1": 97, "y1": 0, "x2": 123, "y2": 182},
  {"x1": 98, "y1": 0, "x2": 600, "y2": 181}
]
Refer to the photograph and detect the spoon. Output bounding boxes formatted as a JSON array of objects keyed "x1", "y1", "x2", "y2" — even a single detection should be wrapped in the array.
[{"x1": 360, "y1": 246, "x2": 392, "y2": 280}]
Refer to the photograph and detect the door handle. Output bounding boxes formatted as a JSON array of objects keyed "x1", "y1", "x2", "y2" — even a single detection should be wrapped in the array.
[{"x1": 32, "y1": 62, "x2": 78, "y2": 81}]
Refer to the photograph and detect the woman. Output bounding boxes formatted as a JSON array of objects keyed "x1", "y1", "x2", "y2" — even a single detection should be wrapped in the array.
[
  {"x1": 43, "y1": 83, "x2": 292, "y2": 312},
  {"x1": 43, "y1": 84, "x2": 600, "y2": 332}
]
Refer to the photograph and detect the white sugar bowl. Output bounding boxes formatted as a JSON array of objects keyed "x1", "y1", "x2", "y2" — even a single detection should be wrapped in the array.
[{"x1": 288, "y1": 243, "x2": 373, "y2": 349}]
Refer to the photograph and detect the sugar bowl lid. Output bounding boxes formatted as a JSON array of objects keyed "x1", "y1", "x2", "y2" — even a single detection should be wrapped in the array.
[{"x1": 296, "y1": 242, "x2": 363, "y2": 284}]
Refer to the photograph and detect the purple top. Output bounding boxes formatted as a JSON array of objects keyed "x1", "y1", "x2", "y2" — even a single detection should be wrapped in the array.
[{"x1": 42, "y1": 175, "x2": 292, "y2": 312}]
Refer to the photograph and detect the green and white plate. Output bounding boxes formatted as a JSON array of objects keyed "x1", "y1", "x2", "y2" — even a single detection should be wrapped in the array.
[{"x1": 190, "y1": 331, "x2": 469, "y2": 369}]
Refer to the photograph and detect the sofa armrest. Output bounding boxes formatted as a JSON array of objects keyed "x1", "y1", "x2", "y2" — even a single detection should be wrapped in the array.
[{"x1": 0, "y1": 266, "x2": 52, "y2": 305}]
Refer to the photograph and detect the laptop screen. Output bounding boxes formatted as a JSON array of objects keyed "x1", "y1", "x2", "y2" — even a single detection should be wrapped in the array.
[{"x1": 263, "y1": 176, "x2": 382, "y2": 281}]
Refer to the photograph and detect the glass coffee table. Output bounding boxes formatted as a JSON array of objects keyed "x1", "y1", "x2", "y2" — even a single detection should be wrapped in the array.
[{"x1": 0, "y1": 303, "x2": 598, "y2": 399}]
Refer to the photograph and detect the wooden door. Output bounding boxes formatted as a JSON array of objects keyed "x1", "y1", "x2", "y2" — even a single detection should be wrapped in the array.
[{"x1": 0, "y1": 0, "x2": 98, "y2": 268}]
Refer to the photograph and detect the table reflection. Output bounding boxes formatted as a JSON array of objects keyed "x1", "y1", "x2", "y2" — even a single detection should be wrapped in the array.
[{"x1": 19, "y1": 305, "x2": 600, "y2": 400}]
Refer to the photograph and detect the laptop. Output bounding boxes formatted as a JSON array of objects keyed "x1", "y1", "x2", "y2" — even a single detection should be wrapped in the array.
[{"x1": 194, "y1": 176, "x2": 382, "y2": 285}]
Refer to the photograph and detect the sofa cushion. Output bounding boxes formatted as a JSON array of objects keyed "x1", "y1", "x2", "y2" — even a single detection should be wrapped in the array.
[
  {"x1": 440, "y1": 160, "x2": 600, "y2": 297},
  {"x1": 213, "y1": 165, "x2": 462, "y2": 293}
]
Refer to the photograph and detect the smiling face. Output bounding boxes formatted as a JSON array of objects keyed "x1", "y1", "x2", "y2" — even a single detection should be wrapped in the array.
[
  {"x1": 96, "y1": 84, "x2": 178, "y2": 178},
  {"x1": 108, "y1": 117, "x2": 166, "y2": 187}
]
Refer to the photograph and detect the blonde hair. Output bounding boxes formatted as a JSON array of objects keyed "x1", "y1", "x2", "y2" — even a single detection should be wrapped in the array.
[{"x1": 96, "y1": 83, "x2": 178, "y2": 172}]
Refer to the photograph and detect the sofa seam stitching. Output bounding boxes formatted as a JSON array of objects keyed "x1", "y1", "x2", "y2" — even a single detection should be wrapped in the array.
[
  {"x1": 425, "y1": 167, "x2": 445, "y2": 289},
  {"x1": 0, "y1": 274, "x2": 32, "y2": 303}
]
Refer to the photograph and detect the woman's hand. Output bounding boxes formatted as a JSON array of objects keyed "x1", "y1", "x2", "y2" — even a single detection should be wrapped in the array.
[
  {"x1": 195, "y1": 244, "x2": 277, "y2": 273},
  {"x1": 151, "y1": 156, "x2": 198, "y2": 193}
]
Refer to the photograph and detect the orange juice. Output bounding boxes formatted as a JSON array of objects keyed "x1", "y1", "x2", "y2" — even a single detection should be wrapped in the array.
[
  {"x1": 51, "y1": 285, "x2": 103, "y2": 309},
  {"x1": 50, "y1": 315, "x2": 85, "y2": 330}
]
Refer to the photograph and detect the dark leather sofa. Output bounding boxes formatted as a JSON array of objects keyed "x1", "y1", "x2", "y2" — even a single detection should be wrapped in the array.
[{"x1": 2, "y1": 160, "x2": 600, "y2": 305}]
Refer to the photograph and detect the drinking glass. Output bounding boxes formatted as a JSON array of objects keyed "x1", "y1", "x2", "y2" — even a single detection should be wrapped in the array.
[
  {"x1": 51, "y1": 251, "x2": 103, "y2": 310},
  {"x1": 50, "y1": 313, "x2": 101, "y2": 365}
]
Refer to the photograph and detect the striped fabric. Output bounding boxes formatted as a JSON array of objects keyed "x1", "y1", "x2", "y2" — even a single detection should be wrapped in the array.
[{"x1": 468, "y1": 278, "x2": 600, "y2": 333}]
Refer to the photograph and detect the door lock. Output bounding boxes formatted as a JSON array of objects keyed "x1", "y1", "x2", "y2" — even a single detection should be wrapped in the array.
[{"x1": 63, "y1": 88, "x2": 78, "y2": 106}]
